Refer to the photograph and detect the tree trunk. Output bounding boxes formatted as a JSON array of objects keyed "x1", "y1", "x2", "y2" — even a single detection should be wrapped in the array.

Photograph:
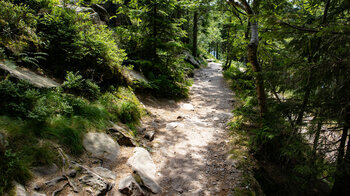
[
  {"x1": 247, "y1": 21, "x2": 267, "y2": 117},
  {"x1": 152, "y1": 1, "x2": 157, "y2": 60},
  {"x1": 331, "y1": 104, "x2": 350, "y2": 195},
  {"x1": 331, "y1": 126, "x2": 350, "y2": 195},
  {"x1": 216, "y1": 42, "x2": 219, "y2": 59},
  {"x1": 192, "y1": 11, "x2": 198, "y2": 57}
]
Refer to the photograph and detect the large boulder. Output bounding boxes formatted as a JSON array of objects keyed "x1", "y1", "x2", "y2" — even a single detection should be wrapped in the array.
[
  {"x1": 126, "y1": 69, "x2": 149, "y2": 84},
  {"x1": 83, "y1": 132, "x2": 120, "y2": 163},
  {"x1": 184, "y1": 51, "x2": 200, "y2": 68},
  {"x1": 0, "y1": 62, "x2": 60, "y2": 88},
  {"x1": 127, "y1": 148, "x2": 161, "y2": 194},
  {"x1": 91, "y1": 4, "x2": 110, "y2": 23}
]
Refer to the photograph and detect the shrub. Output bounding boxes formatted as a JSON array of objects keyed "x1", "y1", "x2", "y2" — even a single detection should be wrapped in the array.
[
  {"x1": 38, "y1": 7, "x2": 126, "y2": 80},
  {"x1": 0, "y1": 1, "x2": 39, "y2": 57},
  {"x1": 0, "y1": 149, "x2": 31, "y2": 195},
  {"x1": 117, "y1": 101, "x2": 140, "y2": 124},
  {"x1": 10, "y1": 0, "x2": 57, "y2": 12},
  {"x1": 62, "y1": 72, "x2": 101, "y2": 100}
]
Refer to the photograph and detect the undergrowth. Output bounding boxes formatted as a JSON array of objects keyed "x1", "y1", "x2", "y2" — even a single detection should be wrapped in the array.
[
  {"x1": 224, "y1": 61, "x2": 332, "y2": 195},
  {"x1": 0, "y1": 72, "x2": 145, "y2": 194}
]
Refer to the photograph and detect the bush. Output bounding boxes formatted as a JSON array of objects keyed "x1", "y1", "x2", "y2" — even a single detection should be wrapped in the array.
[
  {"x1": 10, "y1": 0, "x2": 57, "y2": 12},
  {"x1": 38, "y1": 7, "x2": 126, "y2": 80},
  {"x1": 0, "y1": 1, "x2": 39, "y2": 57},
  {"x1": 62, "y1": 72, "x2": 101, "y2": 100},
  {"x1": 0, "y1": 149, "x2": 31, "y2": 195}
]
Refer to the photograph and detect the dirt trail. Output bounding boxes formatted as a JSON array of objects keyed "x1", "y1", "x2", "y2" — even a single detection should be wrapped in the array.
[{"x1": 140, "y1": 62, "x2": 242, "y2": 195}]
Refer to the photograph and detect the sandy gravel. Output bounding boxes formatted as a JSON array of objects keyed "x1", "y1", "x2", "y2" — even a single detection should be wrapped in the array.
[{"x1": 138, "y1": 62, "x2": 242, "y2": 196}]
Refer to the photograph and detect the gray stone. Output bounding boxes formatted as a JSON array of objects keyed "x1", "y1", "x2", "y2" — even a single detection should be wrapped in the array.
[
  {"x1": 181, "y1": 103, "x2": 194, "y2": 111},
  {"x1": 184, "y1": 51, "x2": 200, "y2": 68},
  {"x1": 109, "y1": 124, "x2": 136, "y2": 147},
  {"x1": 92, "y1": 167, "x2": 116, "y2": 180},
  {"x1": 15, "y1": 183, "x2": 27, "y2": 196},
  {"x1": 165, "y1": 122, "x2": 182, "y2": 131},
  {"x1": 0, "y1": 63, "x2": 60, "y2": 88},
  {"x1": 32, "y1": 164, "x2": 58, "y2": 177},
  {"x1": 83, "y1": 132, "x2": 120, "y2": 162},
  {"x1": 31, "y1": 192, "x2": 46, "y2": 196},
  {"x1": 57, "y1": 4, "x2": 94, "y2": 13},
  {"x1": 126, "y1": 69, "x2": 149, "y2": 83},
  {"x1": 91, "y1": 4, "x2": 110, "y2": 22},
  {"x1": 118, "y1": 175, "x2": 145, "y2": 196},
  {"x1": 79, "y1": 174, "x2": 110, "y2": 196},
  {"x1": 152, "y1": 120, "x2": 159, "y2": 131},
  {"x1": 127, "y1": 147, "x2": 161, "y2": 194}
]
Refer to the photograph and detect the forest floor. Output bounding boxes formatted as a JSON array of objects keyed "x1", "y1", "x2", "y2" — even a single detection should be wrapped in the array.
[{"x1": 132, "y1": 62, "x2": 245, "y2": 195}]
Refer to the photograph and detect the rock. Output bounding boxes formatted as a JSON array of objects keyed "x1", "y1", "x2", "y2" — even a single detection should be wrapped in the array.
[
  {"x1": 79, "y1": 174, "x2": 111, "y2": 195},
  {"x1": 118, "y1": 175, "x2": 145, "y2": 196},
  {"x1": 127, "y1": 147, "x2": 161, "y2": 194},
  {"x1": 45, "y1": 176, "x2": 66, "y2": 187},
  {"x1": 83, "y1": 132, "x2": 120, "y2": 162},
  {"x1": 144, "y1": 131, "x2": 155, "y2": 141},
  {"x1": 31, "y1": 192, "x2": 47, "y2": 196},
  {"x1": 126, "y1": 69, "x2": 149, "y2": 83},
  {"x1": 137, "y1": 127, "x2": 146, "y2": 133},
  {"x1": 92, "y1": 167, "x2": 116, "y2": 180},
  {"x1": 66, "y1": 169, "x2": 77, "y2": 178},
  {"x1": 166, "y1": 122, "x2": 182, "y2": 131},
  {"x1": 168, "y1": 100, "x2": 176, "y2": 104},
  {"x1": 91, "y1": 4, "x2": 110, "y2": 22},
  {"x1": 181, "y1": 103, "x2": 194, "y2": 111},
  {"x1": 0, "y1": 63, "x2": 60, "y2": 88},
  {"x1": 71, "y1": 162, "x2": 113, "y2": 195},
  {"x1": 14, "y1": 183, "x2": 27, "y2": 196},
  {"x1": 184, "y1": 51, "x2": 200, "y2": 68},
  {"x1": 109, "y1": 124, "x2": 136, "y2": 147},
  {"x1": 32, "y1": 164, "x2": 58, "y2": 177},
  {"x1": 90, "y1": 12, "x2": 105, "y2": 25},
  {"x1": 152, "y1": 120, "x2": 159, "y2": 131}
]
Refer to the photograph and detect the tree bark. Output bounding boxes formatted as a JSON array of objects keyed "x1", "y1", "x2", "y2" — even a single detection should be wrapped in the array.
[
  {"x1": 331, "y1": 126, "x2": 350, "y2": 195},
  {"x1": 331, "y1": 104, "x2": 350, "y2": 195},
  {"x1": 216, "y1": 42, "x2": 219, "y2": 59},
  {"x1": 247, "y1": 21, "x2": 267, "y2": 117},
  {"x1": 192, "y1": 11, "x2": 198, "y2": 57},
  {"x1": 322, "y1": 0, "x2": 331, "y2": 24},
  {"x1": 152, "y1": 1, "x2": 157, "y2": 60}
]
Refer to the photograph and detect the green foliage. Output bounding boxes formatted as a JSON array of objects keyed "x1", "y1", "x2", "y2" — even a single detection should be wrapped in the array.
[
  {"x1": 62, "y1": 72, "x2": 101, "y2": 100},
  {"x1": 10, "y1": 0, "x2": 58, "y2": 11},
  {"x1": 38, "y1": 7, "x2": 126, "y2": 79},
  {"x1": 114, "y1": 0, "x2": 193, "y2": 98},
  {"x1": 0, "y1": 149, "x2": 31, "y2": 195},
  {"x1": 0, "y1": 1, "x2": 40, "y2": 56}
]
